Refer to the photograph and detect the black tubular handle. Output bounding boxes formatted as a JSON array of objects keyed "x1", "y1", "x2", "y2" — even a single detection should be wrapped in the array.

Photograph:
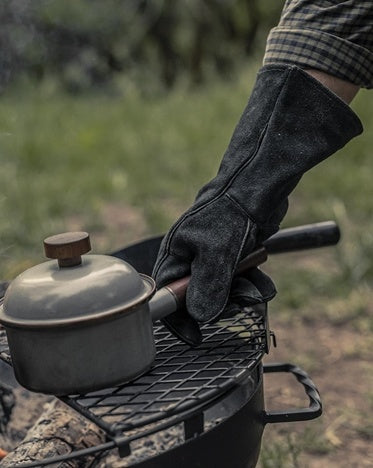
[
  {"x1": 264, "y1": 221, "x2": 340, "y2": 254},
  {"x1": 263, "y1": 363, "x2": 322, "y2": 424},
  {"x1": 158, "y1": 221, "x2": 341, "y2": 316}
]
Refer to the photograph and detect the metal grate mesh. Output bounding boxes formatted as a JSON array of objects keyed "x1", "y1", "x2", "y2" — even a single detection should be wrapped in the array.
[{"x1": 0, "y1": 305, "x2": 267, "y2": 437}]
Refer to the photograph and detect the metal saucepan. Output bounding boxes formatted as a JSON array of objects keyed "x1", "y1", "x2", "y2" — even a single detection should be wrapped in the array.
[{"x1": 0, "y1": 222, "x2": 339, "y2": 395}]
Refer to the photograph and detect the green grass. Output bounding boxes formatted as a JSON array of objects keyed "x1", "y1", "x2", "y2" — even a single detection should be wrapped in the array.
[
  {"x1": 1, "y1": 69, "x2": 372, "y2": 273},
  {"x1": 0, "y1": 70, "x2": 257, "y2": 274},
  {"x1": 260, "y1": 423, "x2": 334, "y2": 468}
]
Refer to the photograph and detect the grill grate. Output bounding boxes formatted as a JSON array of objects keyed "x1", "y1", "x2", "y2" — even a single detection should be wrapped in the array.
[{"x1": 0, "y1": 305, "x2": 267, "y2": 439}]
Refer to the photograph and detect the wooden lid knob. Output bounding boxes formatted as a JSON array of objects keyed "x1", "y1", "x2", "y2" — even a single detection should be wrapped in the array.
[{"x1": 44, "y1": 232, "x2": 91, "y2": 267}]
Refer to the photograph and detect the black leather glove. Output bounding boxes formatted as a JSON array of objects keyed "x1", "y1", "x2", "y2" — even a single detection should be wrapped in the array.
[{"x1": 153, "y1": 65, "x2": 362, "y2": 327}]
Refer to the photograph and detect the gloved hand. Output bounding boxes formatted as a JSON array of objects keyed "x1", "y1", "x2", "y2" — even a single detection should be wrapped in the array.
[
  {"x1": 161, "y1": 266, "x2": 276, "y2": 346},
  {"x1": 153, "y1": 65, "x2": 362, "y2": 329},
  {"x1": 219, "y1": 267, "x2": 276, "y2": 320}
]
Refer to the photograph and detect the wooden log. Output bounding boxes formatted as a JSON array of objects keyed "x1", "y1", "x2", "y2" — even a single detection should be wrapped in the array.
[
  {"x1": 0, "y1": 382, "x2": 15, "y2": 434},
  {"x1": 0, "y1": 399, "x2": 105, "y2": 467}
]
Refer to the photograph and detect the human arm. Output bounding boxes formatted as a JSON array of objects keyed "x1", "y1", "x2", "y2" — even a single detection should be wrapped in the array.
[{"x1": 153, "y1": 0, "x2": 370, "y2": 339}]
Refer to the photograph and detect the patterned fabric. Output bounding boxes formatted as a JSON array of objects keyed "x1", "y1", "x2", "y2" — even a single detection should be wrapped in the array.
[{"x1": 263, "y1": 0, "x2": 373, "y2": 89}]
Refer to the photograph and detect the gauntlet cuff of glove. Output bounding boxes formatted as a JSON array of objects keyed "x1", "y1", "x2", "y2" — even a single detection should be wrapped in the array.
[
  {"x1": 196, "y1": 65, "x2": 362, "y2": 226},
  {"x1": 153, "y1": 65, "x2": 363, "y2": 324}
]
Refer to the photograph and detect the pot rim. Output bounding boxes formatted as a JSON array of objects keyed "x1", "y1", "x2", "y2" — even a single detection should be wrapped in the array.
[{"x1": 0, "y1": 274, "x2": 156, "y2": 330}]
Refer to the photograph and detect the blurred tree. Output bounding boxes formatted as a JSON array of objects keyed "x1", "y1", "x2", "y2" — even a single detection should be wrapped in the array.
[{"x1": 0, "y1": 0, "x2": 282, "y2": 93}]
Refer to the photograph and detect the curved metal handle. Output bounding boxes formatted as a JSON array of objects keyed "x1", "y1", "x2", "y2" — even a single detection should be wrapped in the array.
[{"x1": 263, "y1": 363, "x2": 322, "y2": 424}]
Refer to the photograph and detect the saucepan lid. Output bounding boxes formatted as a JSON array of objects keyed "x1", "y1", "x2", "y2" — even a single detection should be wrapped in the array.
[{"x1": 0, "y1": 232, "x2": 156, "y2": 328}]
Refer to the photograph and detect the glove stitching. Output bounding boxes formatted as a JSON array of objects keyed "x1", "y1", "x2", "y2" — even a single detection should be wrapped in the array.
[
  {"x1": 165, "y1": 65, "x2": 294, "y2": 238},
  {"x1": 153, "y1": 251, "x2": 169, "y2": 279},
  {"x1": 163, "y1": 124, "x2": 265, "y2": 238},
  {"x1": 158, "y1": 119, "x2": 268, "y2": 263},
  {"x1": 224, "y1": 193, "x2": 257, "y2": 225},
  {"x1": 155, "y1": 66, "x2": 294, "y2": 281}
]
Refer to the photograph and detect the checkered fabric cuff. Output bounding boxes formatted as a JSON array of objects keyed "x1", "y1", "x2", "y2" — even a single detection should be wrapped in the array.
[{"x1": 264, "y1": 28, "x2": 373, "y2": 89}]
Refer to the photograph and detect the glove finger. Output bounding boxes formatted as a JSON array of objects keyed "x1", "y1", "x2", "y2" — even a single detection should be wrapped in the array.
[
  {"x1": 230, "y1": 268, "x2": 276, "y2": 306},
  {"x1": 218, "y1": 268, "x2": 276, "y2": 321},
  {"x1": 153, "y1": 253, "x2": 203, "y2": 345},
  {"x1": 243, "y1": 268, "x2": 276, "y2": 302},
  {"x1": 230, "y1": 276, "x2": 264, "y2": 303},
  {"x1": 162, "y1": 309, "x2": 203, "y2": 347},
  {"x1": 218, "y1": 302, "x2": 242, "y2": 320},
  {"x1": 186, "y1": 250, "x2": 237, "y2": 323},
  {"x1": 153, "y1": 253, "x2": 191, "y2": 289},
  {"x1": 152, "y1": 232, "x2": 179, "y2": 282}
]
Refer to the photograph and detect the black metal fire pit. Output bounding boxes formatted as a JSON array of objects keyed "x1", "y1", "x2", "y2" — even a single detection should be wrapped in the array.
[{"x1": 0, "y1": 235, "x2": 323, "y2": 468}]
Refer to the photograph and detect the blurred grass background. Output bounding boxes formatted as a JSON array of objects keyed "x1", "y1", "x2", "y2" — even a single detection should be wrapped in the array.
[
  {"x1": 1, "y1": 71, "x2": 372, "y2": 279},
  {"x1": 0, "y1": 1, "x2": 372, "y2": 466}
]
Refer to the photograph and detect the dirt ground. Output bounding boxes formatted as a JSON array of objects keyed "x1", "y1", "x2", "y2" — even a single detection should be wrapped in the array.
[{"x1": 261, "y1": 317, "x2": 373, "y2": 468}]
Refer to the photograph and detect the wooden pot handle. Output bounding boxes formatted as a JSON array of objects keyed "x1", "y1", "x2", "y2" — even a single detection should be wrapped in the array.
[{"x1": 165, "y1": 246, "x2": 268, "y2": 305}]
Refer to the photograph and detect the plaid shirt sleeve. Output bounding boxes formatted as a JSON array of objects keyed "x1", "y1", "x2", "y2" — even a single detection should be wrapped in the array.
[{"x1": 263, "y1": 0, "x2": 373, "y2": 89}]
